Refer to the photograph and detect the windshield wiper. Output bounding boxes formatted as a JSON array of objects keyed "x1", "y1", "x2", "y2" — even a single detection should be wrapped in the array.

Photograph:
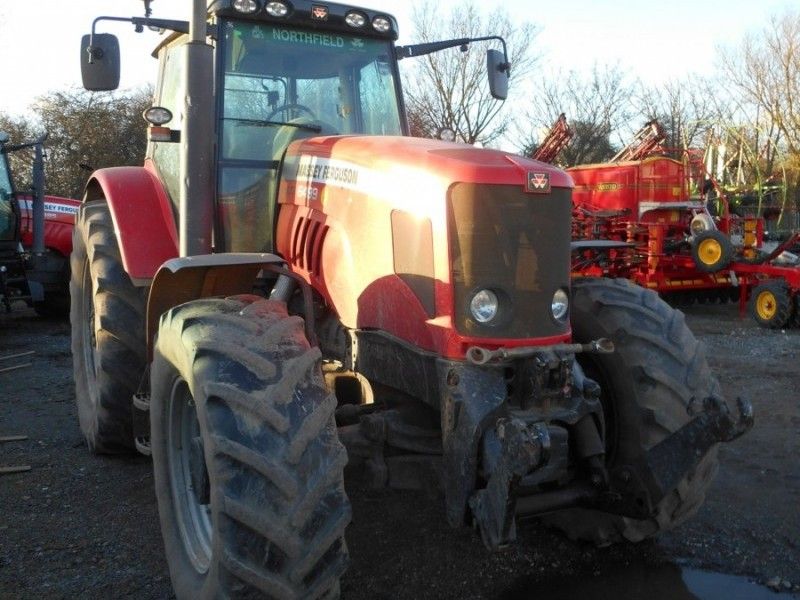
[{"x1": 225, "y1": 117, "x2": 322, "y2": 133}]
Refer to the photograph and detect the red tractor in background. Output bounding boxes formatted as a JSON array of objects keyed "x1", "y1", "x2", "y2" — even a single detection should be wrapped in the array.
[
  {"x1": 0, "y1": 132, "x2": 78, "y2": 316},
  {"x1": 72, "y1": 1, "x2": 750, "y2": 597}
]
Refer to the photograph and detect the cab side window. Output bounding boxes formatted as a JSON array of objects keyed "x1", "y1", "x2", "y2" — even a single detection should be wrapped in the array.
[{"x1": 150, "y1": 43, "x2": 187, "y2": 209}]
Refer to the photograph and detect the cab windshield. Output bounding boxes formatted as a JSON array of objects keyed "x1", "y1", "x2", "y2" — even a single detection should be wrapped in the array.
[{"x1": 218, "y1": 20, "x2": 403, "y2": 251}]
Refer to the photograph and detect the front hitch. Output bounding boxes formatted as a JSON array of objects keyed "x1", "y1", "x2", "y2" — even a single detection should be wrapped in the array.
[{"x1": 466, "y1": 337, "x2": 614, "y2": 365}]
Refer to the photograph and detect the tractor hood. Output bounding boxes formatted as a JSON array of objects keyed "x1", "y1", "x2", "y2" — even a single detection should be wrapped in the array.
[
  {"x1": 281, "y1": 135, "x2": 573, "y2": 208},
  {"x1": 276, "y1": 135, "x2": 574, "y2": 357}
]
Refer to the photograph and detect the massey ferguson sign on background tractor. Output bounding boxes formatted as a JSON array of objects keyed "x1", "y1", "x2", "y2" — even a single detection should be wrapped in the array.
[
  {"x1": 0, "y1": 133, "x2": 77, "y2": 316},
  {"x1": 74, "y1": 1, "x2": 751, "y2": 597}
]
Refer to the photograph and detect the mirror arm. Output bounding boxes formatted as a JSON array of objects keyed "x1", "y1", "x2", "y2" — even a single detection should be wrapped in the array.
[
  {"x1": 397, "y1": 34, "x2": 510, "y2": 74},
  {"x1": 87, "y1": 15, "x2": 194, "y2": 63}
]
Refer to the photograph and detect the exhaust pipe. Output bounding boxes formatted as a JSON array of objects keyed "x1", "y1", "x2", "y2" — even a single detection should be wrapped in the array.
[{"x1": 31, "y1": 142, "x2": 46, "y2": 256}]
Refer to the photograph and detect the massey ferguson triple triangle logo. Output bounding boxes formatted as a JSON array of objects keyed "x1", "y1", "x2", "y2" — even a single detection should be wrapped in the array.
[
  {"x1": 311, "y1": 5, "x2": 329, "y2": 20},
  {"x1": 526, "y1": 171, "x2": 551, "y2": 194}
]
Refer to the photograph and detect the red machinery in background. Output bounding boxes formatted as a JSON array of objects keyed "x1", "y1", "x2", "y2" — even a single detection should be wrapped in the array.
[
  {"x1": 0, "y1": 133, "x2": 77, "y2": 316},
  {"x1": 561, "y1": 120, "x2": 800, "y2": 329},
  {"x1": 531, "y1": 113, "x2": 573, "y2": 164}
]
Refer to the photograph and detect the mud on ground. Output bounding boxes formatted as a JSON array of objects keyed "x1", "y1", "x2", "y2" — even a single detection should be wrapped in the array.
[{"x1": 0, "y1": 303, "x2": 798, "y2": 599}]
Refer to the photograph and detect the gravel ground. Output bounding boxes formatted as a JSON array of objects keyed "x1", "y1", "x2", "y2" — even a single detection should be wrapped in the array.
[{"x1": 0, "y1": 301, "x2": 798, "y2": 599}]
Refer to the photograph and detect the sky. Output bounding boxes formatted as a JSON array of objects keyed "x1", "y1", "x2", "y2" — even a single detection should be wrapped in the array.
[{"x1": 0, "y1": 0, "x2": 794, "y2": 118}]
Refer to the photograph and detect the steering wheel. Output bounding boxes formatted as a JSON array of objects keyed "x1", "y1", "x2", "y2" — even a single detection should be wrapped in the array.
[{"x1": 266, "y1": 103, "x2": 317, "y2": 122}]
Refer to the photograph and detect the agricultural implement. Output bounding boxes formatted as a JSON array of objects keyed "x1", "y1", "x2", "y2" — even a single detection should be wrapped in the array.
[
  {"x1": 566, "y1": 120, "x2": 800, "y2": 329},
  {"x1": 0, "y1": 133, "x2": 77, "y2": 316},
  {"x1": 72, "y1": 1, "x2": 751, "y2": 597}
]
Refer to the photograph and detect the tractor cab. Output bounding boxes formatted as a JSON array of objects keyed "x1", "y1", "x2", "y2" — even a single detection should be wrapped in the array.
[
  {"x1": 150, "y1": 9, "x2": 406, "y2": 252},
  {"x1": 82, "y1": 0, "x2": 510, "y2": 256}
]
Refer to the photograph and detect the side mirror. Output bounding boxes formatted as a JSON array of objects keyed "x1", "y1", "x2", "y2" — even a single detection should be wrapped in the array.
[
  {"x1": 486, "y1": 49, "x2": 509, "y2": 101},
  {"x1": 80, "y1": 33, "x2": 121, "y2": 91}
]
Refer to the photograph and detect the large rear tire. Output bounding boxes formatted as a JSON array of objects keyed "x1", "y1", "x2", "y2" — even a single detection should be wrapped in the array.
[
  {"x1": 150, "y1": 296, "x2": 350, "y2": 599},
  {"x1": 70, "y1": 201, "x2": 146, "y2": 453},
  {"x1": 543, "y1": 278, "x2": 722, "y2": 545}
]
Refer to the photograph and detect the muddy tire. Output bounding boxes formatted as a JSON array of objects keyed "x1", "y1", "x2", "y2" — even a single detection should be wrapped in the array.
[
  {"x1": 543, "y1": 277, "x2": 722, "y2": 545},
  {"x1": 70, "y1": 201, "x2": 146, "y2": 453},
  {"x1": 150, "y1": 296, "x2": 350, "y2": 599},
  {"x1": 748, "y1": 280, "x2": 793, "y2": 329},
  {"x1": 691, "y1": 229, "x2": 733, "y2": 273}
]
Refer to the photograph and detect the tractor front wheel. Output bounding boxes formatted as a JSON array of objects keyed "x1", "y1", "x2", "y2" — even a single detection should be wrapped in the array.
[
  {"x1": 748, "y1": 280, "x2": 794, "y2": 329},
  {"x1": 691, "y1": 229, "x2": 733, "y2": 273},
  {"x1": 543, "y1": 278, "x2": 723, "y2": 545},
  {"x1": 150, "y1": 296, "x2": 350, "y2": 599}
]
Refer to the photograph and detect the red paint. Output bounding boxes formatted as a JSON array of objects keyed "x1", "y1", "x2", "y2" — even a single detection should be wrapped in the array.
[
  {"x1": 87, "y1": 163, "x2": 178, "y2": 280},
  {"x1": 569, "y1": 156, "x2": 687, "y2": 216},
  {"x1": 18, "y1": 195, "x2": 80, "y2": 257},
  {"x1": 276, "y1": 135, "x2": 572, "y2": 359}
]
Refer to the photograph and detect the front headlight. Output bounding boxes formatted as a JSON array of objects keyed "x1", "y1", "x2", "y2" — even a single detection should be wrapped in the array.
[
  {"x1": 551, "y1": 288, "x2": 569, "y2": 322},
  {"x1": 470, "y1": 289, "x2": 499, "y2": 323}
]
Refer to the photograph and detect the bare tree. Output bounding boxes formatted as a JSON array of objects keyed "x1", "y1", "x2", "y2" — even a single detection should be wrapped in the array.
[
  {"x1": 634, "y1": 76, "x2": 720, "y2": 152},
  {"x1": 718, "y1": 10, "x2": 800, "y2": 217},
  {"x1": 402, "y1": 0, "x2": 538, "y2": 145},
  {"x1": 520, "y1": 64, "x2": 632, "y2": 165}
]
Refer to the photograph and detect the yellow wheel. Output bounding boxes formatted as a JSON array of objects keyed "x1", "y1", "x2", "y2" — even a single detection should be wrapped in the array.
[
  {"x1": 755, "y1": 289, "x2": 777, "y2": 321},
  {"x1": 748, "y1": 281, "x2": 793, "y2": 328},
  {"x1": 691, "y1": 229, "x2": 733, "y2": 273},
  {"x1": 697, "y1": 238, "x2": 722, "y2": 266}
]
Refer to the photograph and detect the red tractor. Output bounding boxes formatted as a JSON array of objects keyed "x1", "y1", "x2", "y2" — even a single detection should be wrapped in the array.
[
  {"x1": 73, "y1": 2, "x2": 751, "y2": 597},
  {"x1": 0, "y1": 132, "x2": 78, "y2": 316}
]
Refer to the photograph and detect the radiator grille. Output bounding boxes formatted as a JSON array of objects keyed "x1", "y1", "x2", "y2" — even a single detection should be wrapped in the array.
[{"x1": 448, "y1": 183, "x2": 572, "y2": 338}]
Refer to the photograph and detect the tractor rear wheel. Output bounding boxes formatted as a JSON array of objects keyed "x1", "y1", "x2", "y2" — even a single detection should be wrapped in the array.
[
  {"x1": 70, "y1": 201, "x2": 146, "y2": 453},
  {"x1": 150, "y1": 296, "x2": 350, "y2": 599},
  {"x1": 543, "y1": 278, "x2": 722, "y2": 545},
  {"x1": 748, "y1": 280, "x2": 793, "y2": 329},
  {"x1": 691, "y1": 229, "x2": 733, "y2": 273}
]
